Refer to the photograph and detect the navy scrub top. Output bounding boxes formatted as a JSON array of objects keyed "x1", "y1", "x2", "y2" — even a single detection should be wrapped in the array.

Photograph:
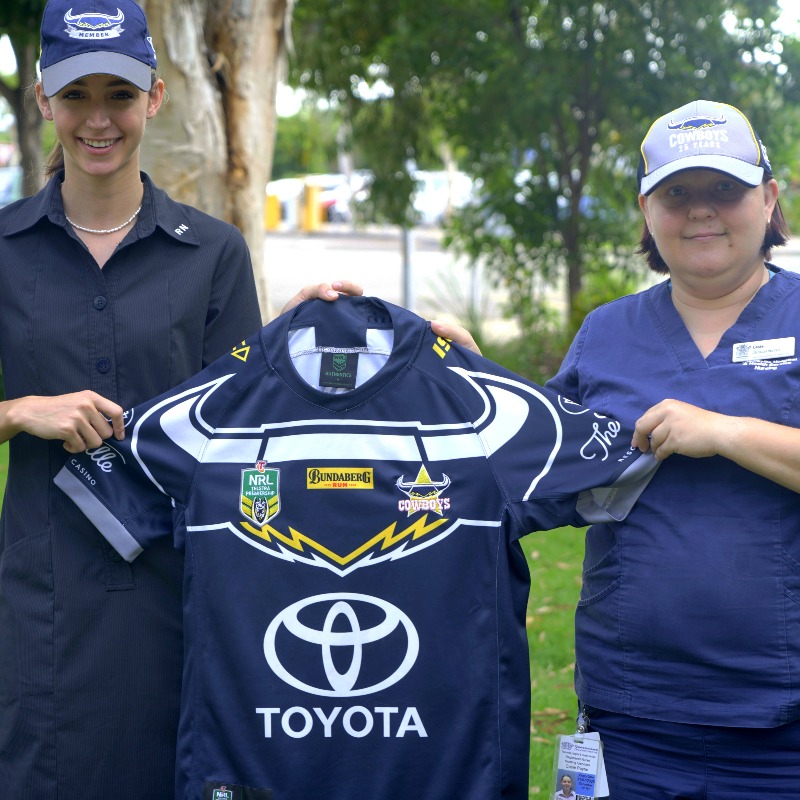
[
  {"x1": 547, "y1": 269, "x2": 800, "y2": 729},
  {"x1": 0, "y1": 171, "x2": 263, "y2": 798}
]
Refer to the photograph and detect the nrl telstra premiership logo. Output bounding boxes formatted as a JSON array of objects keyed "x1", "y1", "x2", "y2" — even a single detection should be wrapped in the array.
[
  {"x1": 64, "y1": 7, "x2": 124, "y2": 38},
  {"x1": 241, "y1": 461, "x2": 280, "y2": 525}
]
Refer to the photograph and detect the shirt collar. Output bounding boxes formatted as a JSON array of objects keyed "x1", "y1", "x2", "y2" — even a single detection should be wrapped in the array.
[
  {"x1": 1, "y1": 171, "x2": 64, "y2": 235},
  {"x1": 2, "y1": 171, "x2": 200, "y2": 247},
  {"x1": 138, "y1": 174, "x2": 200, "y2": 246}
]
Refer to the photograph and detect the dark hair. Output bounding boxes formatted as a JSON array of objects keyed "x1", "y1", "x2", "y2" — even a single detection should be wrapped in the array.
[
  {"x1": 636, "y1": 180, "x2": 791, "y2": 274},
  {"x1": 41, "y1": 69, "x2": 161, "y2": 178}
]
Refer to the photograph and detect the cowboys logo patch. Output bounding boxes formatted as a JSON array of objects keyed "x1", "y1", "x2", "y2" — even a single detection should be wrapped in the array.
[{"x1": 396, "y1": 464, "x2": 451, "y2": 516}]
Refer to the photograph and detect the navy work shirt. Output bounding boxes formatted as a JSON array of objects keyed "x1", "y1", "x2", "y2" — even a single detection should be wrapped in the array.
[{"x1": 0, "y1": 171, "x2": 262, "y2": 798}]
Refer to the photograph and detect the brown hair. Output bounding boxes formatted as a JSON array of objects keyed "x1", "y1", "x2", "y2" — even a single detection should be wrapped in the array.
[{"x1": 636, "y1": 181, "x2": 791, "y2": 274}]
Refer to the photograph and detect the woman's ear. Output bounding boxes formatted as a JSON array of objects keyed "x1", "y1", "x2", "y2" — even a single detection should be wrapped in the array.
[
  {"x1": 638, "y1": 192, "x2": 652, "y2": 231},
  {"x1": 35, "y1": 82, "x2": 54, "y2": 121},
  {"x1": 764, "y1": 178, "x2": 779, "y2": 221},
  {"x1": 146, "y1": 79, "x2": 165, "y2": 119}
]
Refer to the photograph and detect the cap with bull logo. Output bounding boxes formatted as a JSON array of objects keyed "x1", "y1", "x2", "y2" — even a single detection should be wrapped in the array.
[
  {"x1": 638, "y1": 99, "x2": 772, "y2": 196},
  {"x1": 39, "y1": 0, "x2": 157, "y2": 96}
]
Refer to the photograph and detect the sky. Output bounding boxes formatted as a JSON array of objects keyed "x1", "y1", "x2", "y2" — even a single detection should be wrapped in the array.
[
  {"x1": 778, "y1": 1, "x2": 800, "y2": 33},
  {"x1": 0, "y1": 36, "x2": 12, "y2": 75}
]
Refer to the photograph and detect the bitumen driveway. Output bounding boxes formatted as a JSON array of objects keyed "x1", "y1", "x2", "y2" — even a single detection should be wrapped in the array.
[{"x1": 263, "y1": 224, "x2": 800, "y2": 337}]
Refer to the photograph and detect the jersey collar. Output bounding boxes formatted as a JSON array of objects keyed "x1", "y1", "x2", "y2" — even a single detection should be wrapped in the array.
[{"x1": 266, "y1": 296, "x2": 426, "y2": 413}]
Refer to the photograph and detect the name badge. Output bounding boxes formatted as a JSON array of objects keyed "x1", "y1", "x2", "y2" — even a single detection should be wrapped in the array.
[
  {"x1": 551, "y1": 732, "x2": 609, "y2": 798},
  {"x1": 732, "y1": 337, "x2": 795, "y2": 363}
]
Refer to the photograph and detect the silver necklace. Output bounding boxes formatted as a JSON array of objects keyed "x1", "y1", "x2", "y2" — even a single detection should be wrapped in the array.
[{"x1": 65, "y1": 205, "x2": 142, "y2": 235}]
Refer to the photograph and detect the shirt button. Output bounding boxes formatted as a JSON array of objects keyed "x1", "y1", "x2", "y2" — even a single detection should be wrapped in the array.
[
  {"x1": 93, "y1": 295, "x2": 107, "y2": 310},
  {"x1": 96, "y1": 358, "x2": 112, "y2": 373}
]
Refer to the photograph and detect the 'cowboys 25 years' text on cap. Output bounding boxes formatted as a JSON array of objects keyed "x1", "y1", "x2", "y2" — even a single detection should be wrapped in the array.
[{"x1": 638, "y1": 99, "x2": 772, "y2": 196}]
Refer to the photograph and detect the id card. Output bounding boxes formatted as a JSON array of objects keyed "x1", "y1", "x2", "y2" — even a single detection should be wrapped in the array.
[{"x1": 550, "y1": 732, "x2": 608, "y2": 799}]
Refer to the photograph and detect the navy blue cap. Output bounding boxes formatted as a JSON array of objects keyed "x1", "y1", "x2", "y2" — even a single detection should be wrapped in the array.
[{"x1": 40, "y1": 0, "x2": 157, "y2": 96}]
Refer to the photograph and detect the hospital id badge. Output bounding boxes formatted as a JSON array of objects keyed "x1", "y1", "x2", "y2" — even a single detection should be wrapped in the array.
[{"x1": 551, "y1": 732, "x2": 608, "y2": 799}]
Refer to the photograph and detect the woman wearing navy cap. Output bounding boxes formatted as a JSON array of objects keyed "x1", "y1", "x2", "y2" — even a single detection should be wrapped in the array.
[
  {"x1": 546, "y1": 99, "x2": 800, "y2": 797},
  {"x1": 0, "y1": 0, "x2": 362, "y2": 796}
]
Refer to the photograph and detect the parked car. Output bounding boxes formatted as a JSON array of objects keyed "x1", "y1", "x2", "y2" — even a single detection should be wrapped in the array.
[
  {"x1": 267, "y1": 173, "x2": 373, "y2": 226},
  {"x1": 412, "y1": 170, "x2": 474, "y2": 226},
  {"x1": 310, "y1": 174, "x2": 352, "y2": 222}
]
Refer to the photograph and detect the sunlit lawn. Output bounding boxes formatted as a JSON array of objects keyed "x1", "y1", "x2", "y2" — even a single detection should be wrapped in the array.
[
  {"x1": 525, "y1": 526, "x2": 586, "y2": 797},
  {"x1": 0, "y1": 441, "x2": 581, "y2": 797}
]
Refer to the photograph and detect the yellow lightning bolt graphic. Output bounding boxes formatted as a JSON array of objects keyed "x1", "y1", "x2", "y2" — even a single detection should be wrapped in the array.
[{"x1": 239, "y1": 513, "x2": 449, "y2": 566}]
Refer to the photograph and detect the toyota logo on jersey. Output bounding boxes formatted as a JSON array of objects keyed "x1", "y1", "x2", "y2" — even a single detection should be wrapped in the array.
[{"x1": 264, "y1": 593, "x2": 419, "y2": 697}]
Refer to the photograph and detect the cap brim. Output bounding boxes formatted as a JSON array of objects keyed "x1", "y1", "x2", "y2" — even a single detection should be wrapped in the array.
[
  {"x1": 640, "y1": 155, "x2": 765, "y2": 195},
  {"x1": 41, "y1": 52, "x2": 152, "y2": 95}
]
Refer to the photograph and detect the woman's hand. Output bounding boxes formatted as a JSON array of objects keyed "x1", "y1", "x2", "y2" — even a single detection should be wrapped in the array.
[
  {"x1": 430, "y1": 320, "x2": 482, "y2": 355},
  {"x1": 0, "y1": 391, "x2": 125, "y2": 452},
  {"x1": 633, "y1": 399, "x2": 727, "y2": 461},
  {"x1": 634, "y1": 398, "x2": 800, "y2": 494},
  {"x1": 280, "y1": 280, "x2": 364, "y2": 314}
]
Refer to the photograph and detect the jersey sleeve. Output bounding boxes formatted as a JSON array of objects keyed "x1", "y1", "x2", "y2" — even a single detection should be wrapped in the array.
[
  {"x1": 54, "y1": 330, "x2": 261, "y2": 561},
  {"x1": 54, "y1": 432, "x2": 175, "y2": 562},
  {"x1": 439, "y1": 350, "x2": 658, "y2": 537}
]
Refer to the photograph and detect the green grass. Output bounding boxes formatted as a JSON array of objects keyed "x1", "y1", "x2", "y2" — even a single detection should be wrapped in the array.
[
  {"x1": 525, "y1": 526, "x2": 586, "y2": 796},
  {"x1": 0, "y1": 443, "x2": 582, "y2": 796}
]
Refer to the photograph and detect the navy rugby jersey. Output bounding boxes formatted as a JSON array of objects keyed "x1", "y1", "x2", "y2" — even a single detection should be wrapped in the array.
[{"x1": 56, "y1": 296, "x2": 657, "y2": 800}]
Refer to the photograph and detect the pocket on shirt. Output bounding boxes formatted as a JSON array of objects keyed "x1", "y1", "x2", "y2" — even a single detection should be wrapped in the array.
[
  {"x1": 0, "y1": 529, "x2": 54, "y2": 706},
  {"x1": 782, "y1": 547, "x2": 800, "y2": 606},
  {"x1": 577, "y1": 541, "x2": 621, "y2": 606}
]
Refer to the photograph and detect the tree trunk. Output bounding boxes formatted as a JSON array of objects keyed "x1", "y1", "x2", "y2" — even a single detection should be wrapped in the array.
[
  {"x1": 139, "y1": 0, "x2": 289, "y2": 321},
  {"x1": 2, "y1": 40, "x2": 44, "y2": 196},
  {"x1": 207, "y1": 0, "x2": 289, "y2": 320},
  {"x1": 139, "y1": 0, "x2": 228, "y2": 213},
  {"x1": 564, "y1": 204, "x2": 583, "y2": 320}
]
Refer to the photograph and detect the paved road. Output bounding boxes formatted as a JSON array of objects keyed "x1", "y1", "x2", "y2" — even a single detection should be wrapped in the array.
[
  {"x1": 263, "y1": 225, "x2": 800, "y2": 336},
  {"x1": 264, "y1": 224, "x2": 507, "y2": 325}
]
